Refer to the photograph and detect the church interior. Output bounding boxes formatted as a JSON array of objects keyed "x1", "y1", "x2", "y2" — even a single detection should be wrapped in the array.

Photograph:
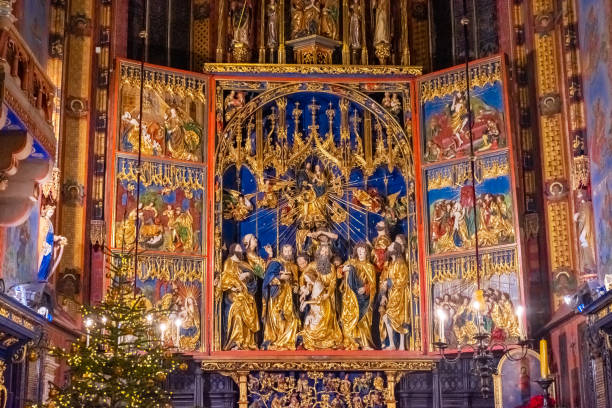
[{"x1": 0, "y1": 0, "x2": 611, "y2": 406}]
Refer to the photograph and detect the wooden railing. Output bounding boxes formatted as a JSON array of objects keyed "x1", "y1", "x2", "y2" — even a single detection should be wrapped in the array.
[{"x1": 0, "y1": 20, "x2": 55, "y2": 124}]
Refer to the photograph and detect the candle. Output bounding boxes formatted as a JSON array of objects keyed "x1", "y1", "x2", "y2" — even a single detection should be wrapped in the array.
[
  {"x1": 540, "y1": 339, "x2": 549, "y2": 378},
  {"x1": 160, "y1": 323, "x2": 167, "y2": 343},
  {"x1": 84, "y1": 318, "x2": 93, "y2": 347},
  {"x1": 436, "y1": 308, "x2": 446, "y2": 343},
  {"x1": 515, "y1": 306, "x2": 525, "y2": 339},
  {"x1": 175, "y1": 319, "x2": 182, "y2": 347}
]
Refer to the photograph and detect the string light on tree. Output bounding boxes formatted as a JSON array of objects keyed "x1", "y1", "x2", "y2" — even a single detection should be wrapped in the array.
[{"x1": 32, "y1": 251, "x2": 179, "y2": 408}]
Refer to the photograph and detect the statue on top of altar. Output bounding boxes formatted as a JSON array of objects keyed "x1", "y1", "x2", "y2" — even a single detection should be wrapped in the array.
[
  {"x1": 229, "y1": 0, "x2": 254, "y2": 61},
  {"x1": 290, "y1": 0, "x2": 339, "y2": 40}
]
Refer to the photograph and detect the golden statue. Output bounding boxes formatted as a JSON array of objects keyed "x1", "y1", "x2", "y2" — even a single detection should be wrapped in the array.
[
  {"x1": 303, "y1": 0, "x2": 321, "y2": 36},
  {"x1": 340, "y1": 243, "x2": 376, "y2": 350},
  {"x1": 115, "y1": 207, "x2": 138, "y2": 249},
  {"x1": 223, "y1": 189, "x2": 254, "y2": 221},
  {"x1": 299, "y1": 245, "x2": 343, "y2": 349},
  {"x1": 321, "y1": 0, "x2": 339, "y2": 40},
  {"x1": 242, "y1": 233, "x2": 272, "y2": 278},
  {"x1": 279, "y1": 243, "x2": 300, "y2": 284},
  {"x1": 379, "y1": 242, "x2": 410, "y2": 350},
  {"x1": 491, "y1": 293, "x2": 520, "y2": 338},
  {"x1": 371, "y1": 221, "x2": 392, "y2": 272},
  {"x1": 172, "y1": 207, "x2": 195, "y2": 252},
  {"x1": 262, "y1": 261, "x2": 300, "y2": 350},
  {"x1": 164, "y1": 108, "x2": 201, "y2": 162},
  {"x1": 217, "y1": 244, "x2": 260, "y2": 350},
  {"x1": 452, "y1": 297, "x2": 478, "y2": 344},
  {"x1": 291, "y1": 0, "x2": 306, "y2": 39}
]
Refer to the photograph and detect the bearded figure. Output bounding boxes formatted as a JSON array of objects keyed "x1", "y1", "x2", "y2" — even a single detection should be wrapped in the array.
[{"x1": 299, "y1": 244, "x2": 343, "y2": 349}]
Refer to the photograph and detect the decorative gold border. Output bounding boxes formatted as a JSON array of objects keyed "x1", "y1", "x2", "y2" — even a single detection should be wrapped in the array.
[
  {"x1": 204, "y1": 63, "x2": 422, "y2": 76},
  {"x1": 201, "y1": 359, "x2": 435, "y2": 372},
  {"x1": 0, "y1": 297, "x2": 41, "y2": 332},
  {"x1": 417, "y1": 59, "x2": 502, "y2": 102}
]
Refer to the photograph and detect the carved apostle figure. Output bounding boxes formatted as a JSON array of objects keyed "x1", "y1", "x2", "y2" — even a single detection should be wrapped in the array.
[
  {"x1": 371, "y1": 221, "x2": 392, "y2": 273},
  {"x1": 242, "y1": 233, "x2": 272, "y2": 278},
  {"x1": 218, "y1": 244, "x2": 260, "y2": 350},
  {"x1": 379, "y1": 242, "x2": 410, "y2": 350},
  {"x1": 340, "y1": 242, "x2": 376, "y2": 350},
  {"x1": 262, "y1": 261, "x2": 300, "y2": 350}
]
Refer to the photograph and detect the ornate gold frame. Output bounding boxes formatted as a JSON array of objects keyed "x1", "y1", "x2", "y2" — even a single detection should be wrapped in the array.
[{"x1": 204, "y1": 63, "x2": 422, "y2": 76}]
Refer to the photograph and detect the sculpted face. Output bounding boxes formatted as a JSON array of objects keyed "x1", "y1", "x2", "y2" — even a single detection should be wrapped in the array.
[
  {"x1": 282, "y1": 245, "x2": 294, "y2": 260},
  {"x1": 297, "y1": 256, "x2": 308, "y2": 269},
  {"x1": 233, "y1": 244, "x2": 244, "y2": 260},
  {"x1": 246, "y1": 235, "x2": 258, "y2": 250},
  {"x1": 320, "y1": 245, "x2": 330, "y2": 258},
  {"x1": 357, "y1": 246, "x2": 367, "y2": 261}
]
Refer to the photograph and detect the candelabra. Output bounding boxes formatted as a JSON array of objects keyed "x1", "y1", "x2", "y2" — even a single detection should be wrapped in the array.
[{"x1": 433, "y1": 320, "x2": 533, "y2": 398}]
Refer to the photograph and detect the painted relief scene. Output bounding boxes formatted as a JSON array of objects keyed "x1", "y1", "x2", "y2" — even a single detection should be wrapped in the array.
[
  {"x1": 247, "y1": 371, "x2": 388, "y2": 408},
  {"x1": 420, "y1": 65, "x2": 506, "y2": 164},
  {"x1": 117, "y1": 64, "x2": 207, "y2": 162},
  {"x1": 114, "y1": 157, "x2": 205, "y2": 255},
  {"x1": 136, "y1": 273, "x2": 202, "y2": 351},
  {"x1": 214, "y1": 84, "x2": 420, "y2": 352},
  {"x1": 430, "y1": 248, "x2": 522, "y2": 348},
  {"x1": 426, "y1": 153, "x2": 515, "y2": 254}
]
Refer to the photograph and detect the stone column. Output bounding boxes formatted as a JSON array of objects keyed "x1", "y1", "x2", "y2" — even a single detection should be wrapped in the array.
[
  {"x1": 531, "y1": 0, "x2": 578, "y2": 311},
  {"x1": 58, "y1": 0, "x2": 95, "y2": 307}
]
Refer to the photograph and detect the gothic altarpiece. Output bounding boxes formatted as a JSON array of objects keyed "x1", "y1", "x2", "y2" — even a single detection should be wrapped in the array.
[{"x1": 108, "y1": 56, "x2": 525, "y2": 407}]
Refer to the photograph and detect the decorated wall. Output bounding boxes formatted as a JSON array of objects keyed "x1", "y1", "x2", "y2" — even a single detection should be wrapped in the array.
[
  {"x1": 110, "y1": 61, "x2": 208, "y2": 351},
  {"x1": 578, "y1": 0, "x2": 612, "y2": 277}
]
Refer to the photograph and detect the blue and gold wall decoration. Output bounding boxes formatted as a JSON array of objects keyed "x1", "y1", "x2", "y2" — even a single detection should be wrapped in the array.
[{"x1": 213, "y1": 78, "x2": 420, "y2": 353}]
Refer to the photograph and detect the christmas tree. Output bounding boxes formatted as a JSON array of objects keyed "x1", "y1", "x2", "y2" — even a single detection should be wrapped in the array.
[{"x1": 38, "y1": 251, "x2": 180, "y2": 408}]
